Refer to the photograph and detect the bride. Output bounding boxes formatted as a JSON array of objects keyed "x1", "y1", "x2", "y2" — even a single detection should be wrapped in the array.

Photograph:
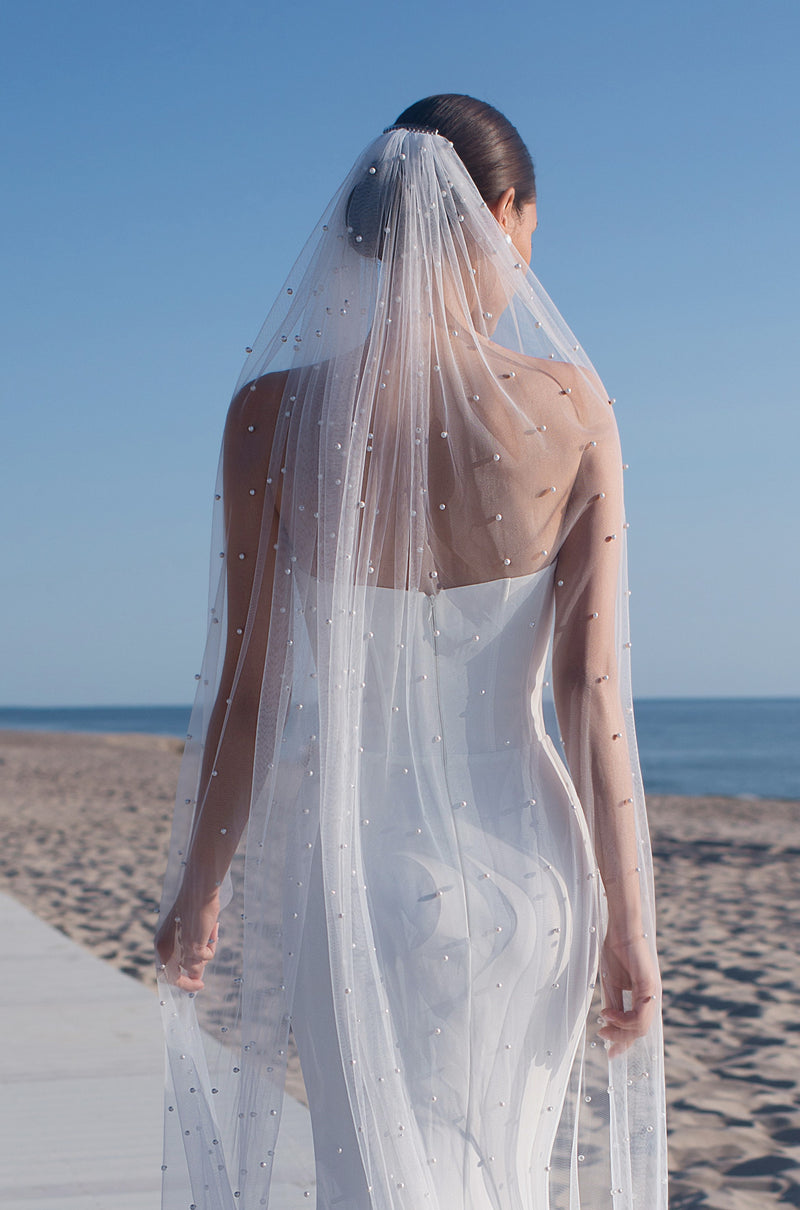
[{"x1": 155, "y1": 94, "x2": 667, "y2": 1210}]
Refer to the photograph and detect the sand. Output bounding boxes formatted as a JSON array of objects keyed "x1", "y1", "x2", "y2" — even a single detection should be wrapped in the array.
[{"x1": 1, "y1": 728, "x2": 798, "y2": 1208}]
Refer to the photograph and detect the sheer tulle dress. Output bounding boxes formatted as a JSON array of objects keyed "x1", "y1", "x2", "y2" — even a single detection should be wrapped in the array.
[{"x1": 156, "y1": 128, "x2": 667, "y2": 1210}]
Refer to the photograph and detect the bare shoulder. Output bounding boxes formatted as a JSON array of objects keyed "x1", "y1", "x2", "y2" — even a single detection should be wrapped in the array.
[
  {"x1": 225, "y1": 370, "x2": 290, "y2": 443},
  {"x1": 482, "y1": 341, "x2": 617, "y2": 435},
  {"x1": 222, "y1": 370, "x2": 291, "y2": 479},
  {"x1": 533, "y1": 356, "x2": 618, "y2": 442}
]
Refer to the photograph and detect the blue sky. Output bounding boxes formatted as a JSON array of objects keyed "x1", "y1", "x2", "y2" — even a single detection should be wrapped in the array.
[{"x1": 1, "y1": 0, "x2": 797, "y2": 704}]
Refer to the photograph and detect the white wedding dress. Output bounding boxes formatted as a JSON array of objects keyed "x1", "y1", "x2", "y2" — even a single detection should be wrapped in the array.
[{"x1": 290, "y1": 567, "x2": 600, "y2": 1209}]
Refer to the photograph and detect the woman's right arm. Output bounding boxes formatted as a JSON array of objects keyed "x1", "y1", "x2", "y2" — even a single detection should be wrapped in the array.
[{"x1": 551, "y1": 397, "x2": 659, "y2": 1055}]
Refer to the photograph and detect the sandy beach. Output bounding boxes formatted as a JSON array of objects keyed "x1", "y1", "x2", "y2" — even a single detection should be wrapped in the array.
[{"x1": 1, "y1": 728, "x2": 798, "y2": 1209}]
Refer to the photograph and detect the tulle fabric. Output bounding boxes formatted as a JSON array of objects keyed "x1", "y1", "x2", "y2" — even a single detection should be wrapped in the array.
[{"x1": 156, "y1": 128, "x2": 668, "y2": 1209}]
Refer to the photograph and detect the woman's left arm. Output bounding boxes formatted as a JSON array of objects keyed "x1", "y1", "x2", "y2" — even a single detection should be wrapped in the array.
[{"x1": 155, "y1": 378, "x2": 283, "y2": 990}]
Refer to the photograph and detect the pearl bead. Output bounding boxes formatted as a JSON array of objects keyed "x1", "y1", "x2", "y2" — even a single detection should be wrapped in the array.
[
  {"x1": 495, "y1": 513, "x2": 503, "y2": 521},
  {"x1": 493, "y1": 453, "x2": 501, "y2": 461}
]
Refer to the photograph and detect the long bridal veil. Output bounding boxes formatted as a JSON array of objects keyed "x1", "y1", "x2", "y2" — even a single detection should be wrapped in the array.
[{"x1": 156, "y1": 126, "x2": 667, "y2": 1209}]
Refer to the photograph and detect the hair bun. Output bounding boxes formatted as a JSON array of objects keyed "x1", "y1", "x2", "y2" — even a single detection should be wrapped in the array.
[{"x1": 345, "y1": 159, "x2": 393, "y2": 259}]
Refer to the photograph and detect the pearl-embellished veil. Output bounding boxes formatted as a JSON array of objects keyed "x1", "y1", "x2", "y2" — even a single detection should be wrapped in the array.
[{"x1": 156, "y1": 126, "x2": 667, "y2": 1210}]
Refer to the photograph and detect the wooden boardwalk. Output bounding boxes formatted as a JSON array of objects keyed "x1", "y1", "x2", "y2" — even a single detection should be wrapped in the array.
[{"x1": 0, "y1": 894, "x2": 315, "y2": 1209}]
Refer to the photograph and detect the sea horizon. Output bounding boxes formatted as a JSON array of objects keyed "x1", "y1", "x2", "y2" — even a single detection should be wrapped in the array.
[{"x1": 1, "y1": 698, "x2": 798, "y2": 802}]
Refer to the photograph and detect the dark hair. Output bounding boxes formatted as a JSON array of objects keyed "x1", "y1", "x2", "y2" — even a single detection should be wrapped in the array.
[{"x1": 392, "y1": 94, "x2": 536, "y2": 211}]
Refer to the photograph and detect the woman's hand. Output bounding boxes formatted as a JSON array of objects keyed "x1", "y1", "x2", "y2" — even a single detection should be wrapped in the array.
[
  {"x1": 598, "y1": 926, "x2": 660, "y2": 1058},
  {"x1": 155, "y1": 888, "x2": 221, "y2": 993}
]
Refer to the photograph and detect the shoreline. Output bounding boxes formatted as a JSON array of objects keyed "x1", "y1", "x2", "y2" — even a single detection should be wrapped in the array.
[
  {"x1": 1, "y1": 728, "x2": 799, "y2": 1206},
  {"x1": 1, "y1": 712, "x2": 797, "y2": 803}
]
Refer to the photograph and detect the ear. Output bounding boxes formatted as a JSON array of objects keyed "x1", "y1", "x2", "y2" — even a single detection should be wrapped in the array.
[{"x1": 488, "y1": 186, "x2": 516, "y2": 230}]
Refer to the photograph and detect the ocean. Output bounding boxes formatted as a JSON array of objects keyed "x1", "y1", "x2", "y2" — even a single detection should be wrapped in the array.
[{"x1": 0, "y1": 699, "x2": 797, "y2": 801}]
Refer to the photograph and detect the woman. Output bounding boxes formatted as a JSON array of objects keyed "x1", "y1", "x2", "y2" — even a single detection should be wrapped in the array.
[{"x1": 156, "y1": 95, "x2": 667, "y2": 1210}]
